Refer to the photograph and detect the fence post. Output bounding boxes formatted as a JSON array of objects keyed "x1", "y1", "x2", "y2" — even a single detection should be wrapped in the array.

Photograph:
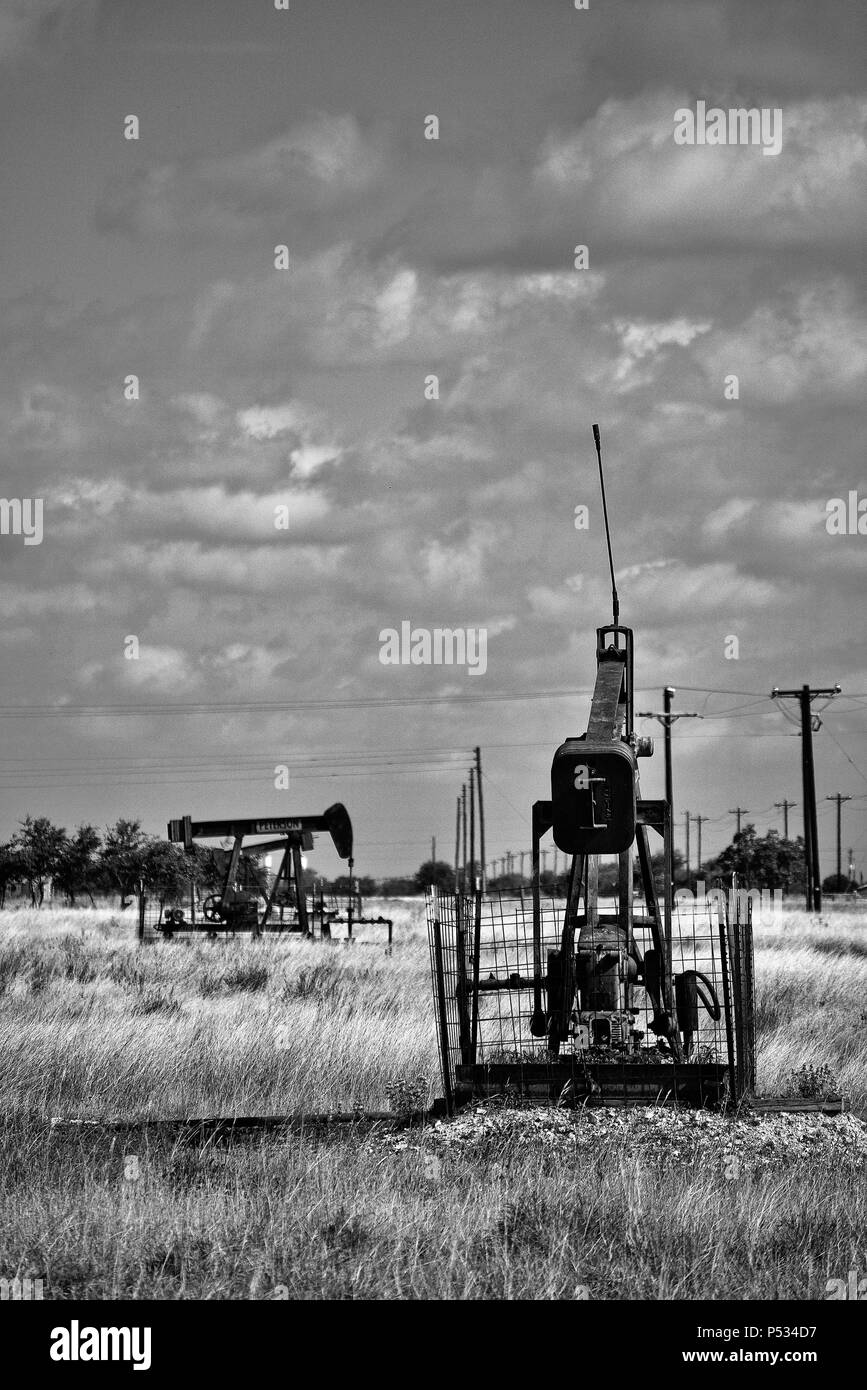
[
  {"x1": 454, "y1": 895, "x2": 471, "y2": 1065},
  {"x1": 431, "y1": 909, "x2": 454, "y2": 1116},
  {"x1": 741, "y1": 896, "x2": 756, "y2": 1093},
  {"x1": 470, "y1": 887, "x2": 482, "y2": 1063},
  {"x1": 717, "y1": 902, "x2": 736, "y2": 1106}
]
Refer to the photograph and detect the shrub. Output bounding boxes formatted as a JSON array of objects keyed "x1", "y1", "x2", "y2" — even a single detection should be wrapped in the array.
[{"x1": 784, "y1": 1062, "x2": 841, "y2": 1099}]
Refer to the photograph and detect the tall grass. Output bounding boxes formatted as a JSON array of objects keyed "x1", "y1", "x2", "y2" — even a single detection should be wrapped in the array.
[
  {"x1": 0, "y1": 903, "x2": 434, "y2": 1118},
  {"x1": 1, "y1": 902, "x2": 863, "y2": 1118},
  {"x1": 0, "y1": 902, "x2": 864, "y2": 1299},
  {"x1": 0, "y1": 1113, "x2": 863, "y2": 1299}
]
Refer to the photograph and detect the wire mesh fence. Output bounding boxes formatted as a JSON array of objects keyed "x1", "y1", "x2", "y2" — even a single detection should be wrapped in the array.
[{"x1": 426, "y1": 885, "x2": 754, "y2": 1111}]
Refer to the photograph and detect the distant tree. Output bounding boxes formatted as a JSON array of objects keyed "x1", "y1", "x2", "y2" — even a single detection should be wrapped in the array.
[
  {"x1": 415, "y1": 860, "x2": 456, "y2": 893},
  {"x1": 707, "y1": 826, "x2": 806, "y2": 892},
  {"x1": 100, "y1": 818, "x2": 149, "y2": 908},
  {"x1": 12, "y1": 816, "x2": 68, "y2": 906},
  {"x1": 140, "y1": 840, "x2": 192, "y2": 903},
  {"x1": 330, "y1": 873, "x2": 377, "y2": 896},
  {"x1": 54, "y1": 824, "x2": 102, "y2": 906},
  {"x1": 0, "y1": 841, "x2": 20, "y2": 908},
  {"x1": 379, "y1": 876, "x2": 418, "y2": 896},
  {"x1": 488, "y1": 873, "x2": 524, "y2": 894},
  {"x1": 822, "y1": 872, "x2": 853, "y2": 894},
  {"x1": 188, "y1": 845, "x2": 225, "y2": 894}
]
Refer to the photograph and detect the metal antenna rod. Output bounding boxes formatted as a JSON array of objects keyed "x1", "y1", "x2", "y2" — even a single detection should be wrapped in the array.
[{"x1": 592, "y1": 423, "x2": 619, "y2": 626}]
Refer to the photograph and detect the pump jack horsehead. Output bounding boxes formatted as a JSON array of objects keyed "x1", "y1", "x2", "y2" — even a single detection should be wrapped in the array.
[{"x1": 533, "y1": 425, "x2": 718, "y2": 1068}]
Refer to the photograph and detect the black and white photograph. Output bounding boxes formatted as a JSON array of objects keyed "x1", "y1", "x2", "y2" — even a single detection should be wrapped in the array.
[{"x1": 1, "y1": 0, "x2": 865, "y2": 1352}]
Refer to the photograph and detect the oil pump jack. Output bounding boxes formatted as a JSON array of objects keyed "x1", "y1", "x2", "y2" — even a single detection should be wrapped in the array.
[
  {"x1": 167, "y1": 804, "x2": 353, "y2": 934},
  {"x1": 427, "y1": 427, "x2": 748, "y2": 1110}
]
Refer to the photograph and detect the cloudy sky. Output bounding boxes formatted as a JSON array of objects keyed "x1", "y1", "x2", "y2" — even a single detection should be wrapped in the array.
[{"x1": 1, "y1": 0, "x2": 865, "y2": 879}]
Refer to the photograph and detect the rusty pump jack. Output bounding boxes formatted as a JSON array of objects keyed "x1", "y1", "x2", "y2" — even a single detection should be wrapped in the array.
[
  {"x1": 167, "y1": 805, "x2": 353, "y2": 934},
  {"x1": 530, "y1": 426, "x2": 718, "y2": 1065},
  {"x1": 427, "y1": 427, "x2": 742, "y2": 1110}
]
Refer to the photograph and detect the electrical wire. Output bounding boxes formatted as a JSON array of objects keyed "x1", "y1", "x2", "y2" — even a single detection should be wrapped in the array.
[{"x1": 0, "y1": 685, "x2": 862, "y2": 719}]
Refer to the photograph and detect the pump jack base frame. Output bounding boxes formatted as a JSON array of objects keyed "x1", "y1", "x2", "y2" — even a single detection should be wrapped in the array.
[{"x1": 452, "y1": 1060, "x2": 731, "y2": 1109}]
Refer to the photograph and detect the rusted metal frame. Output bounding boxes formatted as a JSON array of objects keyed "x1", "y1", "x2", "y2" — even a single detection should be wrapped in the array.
[
  {"x1": 291, "y1": 844, "x2": 309, "y2": 936},
  {"x1": 730, "y1": 884, "x2": 756, "y2": 1099},
  {"x1": 454, "y1": 895, "x2": 472, "y2": 1065},
  {"x1": 530, "y1": 801, "x2": 552, "y2": 1035},
  {"x1": 558, "y1": 852, "x2": 585, "y2": 1041},
  {"x1": 635, "y1": 820, "x2": 661, "y2": 924},
  {"x1": 261, "y1": 837, "x2": 291, "y2": 931},
  {"x1": 596, "y1": 624, "x2": 634, "y2": 734},
  {"x1": 220, "y1": 834, "x2": 244, "y2": 913},
  {"x1": 618, "y1": 847, "x2": 634, "y2": 999},
  {"x1": 585, "y1": 657, "x2": 627, "y2": 742},
  {"x1": 470, "y1": 887, "x2": 483, "y2": 1063},
  {"x1": 586, "y1": 855, "x2": 599, "y2": 930},
  {"x1": 662, "y1": 801, "x2": 674, "y2": 1034},
  {"x1": 717, "y1": 896, "x2": 737, "y2": 1106},
  {"x1": 743, "y1": 899, "x2": 756, "y2": 1092},
  {"x1": 430, "y1": 909, "x2": 454, "y2": 1116},
  {"x1": 618, "y1": 848, "x2": 634, "y2": 942},
  {"x1": 636, "y1": 799, "x2": 682, "y2": 1062}
]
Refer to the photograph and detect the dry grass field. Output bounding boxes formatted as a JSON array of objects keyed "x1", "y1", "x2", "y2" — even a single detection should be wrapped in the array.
[{"x1": 1, "y1": 900, "x2": 865, "y2": 1299}]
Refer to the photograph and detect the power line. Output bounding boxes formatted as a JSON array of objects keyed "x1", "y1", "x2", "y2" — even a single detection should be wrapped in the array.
[
  {"x1": 824, "y1": 727, "x2": 867, "y2": 785},
  {"x1": 1, "y1": 684, "x2": 863, "y2": 719}
]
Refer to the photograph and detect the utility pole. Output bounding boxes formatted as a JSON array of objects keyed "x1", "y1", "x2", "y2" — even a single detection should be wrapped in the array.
[
  {"x1": 461, "y1": 783, "x2": 468, "y2": 894},
  {"x1": 519, "y1": 849, "x2": 526, "y2": 881},
  {"x1": 684, "y1": 811, "x2": 691, "y2": 881},
  {"x1": 694, "y1": 814, "x2": 708, "y2": 876},
  {"x1": 774, "y1": 800, "x2": 795, "y2": 840},
  {"x1": 431, "y1": 835, "x2": 436, "y2": 864},
  {"x1": 728, "y1": 806, "x2": 749, "y2": 837},
  {"x1": 469, "y1": 768, "x2": 476, "y2": 890},
  {"x1": 825, "y1": 794, "x2": 852, "y2": 884},
  {"x1": 553, "y1": 847, "x2": 558, "y2": 879},
  {"x1": 637, "y1": 688, "x2": 701, "y2": 841},
  {"x1": 454, "y1": 796, "x2": 461, "y2": 891},
  {"x1": 475, "y1": 747, "x2": 486, "y2": 895},
  {"x1": 772, "y1": 684, "x2": 840, "y2": 912}
]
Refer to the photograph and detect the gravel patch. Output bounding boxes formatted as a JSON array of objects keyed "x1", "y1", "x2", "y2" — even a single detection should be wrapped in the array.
[{"x1": 379, "y1": 1105, "x2": 867, "y2": 1172}]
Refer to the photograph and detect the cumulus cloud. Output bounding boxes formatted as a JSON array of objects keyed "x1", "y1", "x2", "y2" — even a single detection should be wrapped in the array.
[
  {"x1": 697, "y1": 280, "x2": 867, "y2": 402},
  {"x1": 96, "y1": 113, "x2": 388, "y2": 241},
  {"x1": 535, "y1": 92, "x2": 867, "y2": 254},
  {"x1": 93, "y1": 90, "x2": 866, "y2": 271}
]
